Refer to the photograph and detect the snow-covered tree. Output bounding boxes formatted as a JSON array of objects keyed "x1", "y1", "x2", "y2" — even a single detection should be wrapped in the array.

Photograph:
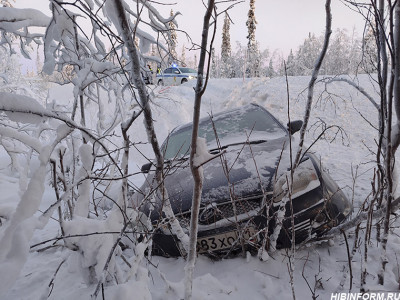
[
  {"x1": 180, "y1": 44, "x2": 186, "y2": 66},
  {"x1": 221, "y1": 13, "x2": 231, "y2": 60},
  {"x1": 221, "y1": 12, "x2": 232, "y2": 77},
  {"x1": 267, "y1": 58, "x2": 275, "y2": 77},
  {"x1": 0, "y1": 47, "x2": 19, "y2": 85},
  {"x1": 295, "y1": 33, "x2": 322, "y2": 75},
  {"x1": 1, "y1": 0, "x2": 14, "y2": 7},
  {"x1": 0, "y1": 1, "x2": 185, "y2": 297},
  {"x1": 348, "y1": 27, "x2": 363, "y2": 74},
  {"x1": 324, "y1": 29, "x2": 352, "y2": 74},
  {"x1": 286, "y1": 49, "x2": 295, "y2": 76},
  {"x1": 0, "y1": 0, "x2": 251, "y2": 298},
  {"x1": 230, "y1": 41, "x2": 246, "y2": 78},
  {"x1": 246, "y1": 0, "x2": 260, "y2": 77},
  {"x1": 168, "y1": 9, "x2": 178, "y2": 64},
  {"x1": 361, "y1": 25, "x2": 378, "y2": 73}
]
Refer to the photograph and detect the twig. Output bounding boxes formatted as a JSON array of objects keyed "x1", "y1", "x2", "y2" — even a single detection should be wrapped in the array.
[
  {"x1": 341, "y1": 229, "x2": 353, "y2": 290},
  {"x1": 254, "y1": 270, "x2": 280, "y2": 279},
  {"x1": 47, "y1": 259, "x2": 66, "y2": 298},
  {"x1": 92, "y1": 223, "x2": 129, "y2": 298}
]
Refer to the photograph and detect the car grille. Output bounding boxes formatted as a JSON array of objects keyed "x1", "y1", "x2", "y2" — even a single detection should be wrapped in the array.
[
  {"x1": 278, "y1": 220, "x2": 332, "y2": 247},
  {"x1": 275, "y1": 206, "x2": 333, "y2": 248},
  {"x1": 175, "y1": 196, "x2": 262, "y2": 227}
]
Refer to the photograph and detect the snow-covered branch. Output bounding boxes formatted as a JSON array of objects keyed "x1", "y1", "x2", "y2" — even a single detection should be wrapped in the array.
[
  {"x1": 0, "y1": 7, "x2": 49, "y2": 31},
  {"x1": 322, "y1": 77, "x2": 380, "y2": 111}
]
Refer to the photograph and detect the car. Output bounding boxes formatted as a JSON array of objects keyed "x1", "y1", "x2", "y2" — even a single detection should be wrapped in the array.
[
  {"x1": 132, "y1": 104, "x2": 352, "y2": 257},
  {"x1": 156, "y1": 65, "x2": 197, "y2": 86}
]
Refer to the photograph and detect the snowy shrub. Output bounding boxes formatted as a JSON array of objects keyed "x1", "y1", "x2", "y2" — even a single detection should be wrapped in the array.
[{"x1": 0, "y1": 0, "x2": 182, "y2": 298}]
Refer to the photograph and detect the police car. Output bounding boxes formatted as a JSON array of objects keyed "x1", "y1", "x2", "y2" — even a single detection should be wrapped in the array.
[{"x1": 156, "y1": 65, "x2": 197, "y2": 86}]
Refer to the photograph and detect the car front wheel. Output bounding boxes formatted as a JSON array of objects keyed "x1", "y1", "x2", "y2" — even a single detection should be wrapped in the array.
[
  {"x1": 181, "y1": 78, "x2": 188, "y2": 84},
  {"x1": 158, "y1": 79, "x2": 164, "y2": 86}
]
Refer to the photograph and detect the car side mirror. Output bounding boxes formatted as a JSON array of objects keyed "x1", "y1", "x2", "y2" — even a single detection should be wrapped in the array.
[
  {"x1": 141, "y1": 162, "x2": 152, "y2": 173},
  {"x1": 174, "y1": 70, "x2": 180, "y2": 74},
  {"x1": 287, "y1": 120, "x2": 303, "y2": 134}
]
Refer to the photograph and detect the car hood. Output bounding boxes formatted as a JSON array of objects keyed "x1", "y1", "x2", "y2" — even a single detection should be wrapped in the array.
[{"x1": 134, "y1": 136, "x2": 289, "y2": 218}]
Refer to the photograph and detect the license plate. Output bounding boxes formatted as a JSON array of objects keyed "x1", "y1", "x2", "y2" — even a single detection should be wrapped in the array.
[{"x1": 196, "y1": 227, "x2": 257, "y2": 253}]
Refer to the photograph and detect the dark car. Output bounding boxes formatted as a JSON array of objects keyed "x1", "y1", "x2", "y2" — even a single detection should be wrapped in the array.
[{"x1": 133, "y1": 104, "x2": 352, "y2": 257}]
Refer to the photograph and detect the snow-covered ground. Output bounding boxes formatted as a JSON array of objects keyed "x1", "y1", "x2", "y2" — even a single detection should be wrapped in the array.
[{"x1": 2, "y1": 75, "x2": 400, "y2": 300}]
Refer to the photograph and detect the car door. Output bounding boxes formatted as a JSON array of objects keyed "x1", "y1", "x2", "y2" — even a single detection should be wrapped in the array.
[
  {"x1": 171, "y1": 68, "x2": 181, "y2": 85},
  {"x1": 163, "y1": 68, "x2": 172, "y2": 85}
]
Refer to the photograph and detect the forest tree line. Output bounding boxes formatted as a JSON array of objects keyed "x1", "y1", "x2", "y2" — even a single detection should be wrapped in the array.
[
  {"x1": 206, "y1": 27, "x2": 377, "y2": 78},
  {"x1": 157, "y1": 4, "x2": 377, "y2": 79}
]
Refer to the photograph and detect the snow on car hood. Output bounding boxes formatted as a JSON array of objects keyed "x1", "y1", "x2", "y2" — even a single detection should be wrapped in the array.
[{"x1": 135, "y1": 135, "x2": 290, "y2": 218}]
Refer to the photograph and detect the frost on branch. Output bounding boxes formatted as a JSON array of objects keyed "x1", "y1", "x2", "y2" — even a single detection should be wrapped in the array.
[
  {"x1": 0, "y1": 7, "x2": 49, "y2": 58},
  {"x1": 73, "y1": 144, "x2": 94, "y2": 218},
  {"x1": 0, "y1": 7, "x2": 49, "y2": 32},
  {"x1": 0, "y1": 92, "x2": 48, "y2": 124}
]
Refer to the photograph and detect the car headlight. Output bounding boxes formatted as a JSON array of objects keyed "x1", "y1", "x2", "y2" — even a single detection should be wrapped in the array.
[
  {"x1": 273, "y1": 158, "x2": 320, "y2": 203},
  {"x1": 188, "y1": 75, "x2": 196, "y2": 79}
]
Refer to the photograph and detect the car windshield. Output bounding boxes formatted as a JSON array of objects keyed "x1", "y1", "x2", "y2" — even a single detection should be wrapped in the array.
[
  {"x1": 179, "y1": 67, "x2": 197, "y2": 74},
  {"x1": 162, "y1": 105, "x2": 287, "y2": 160}
]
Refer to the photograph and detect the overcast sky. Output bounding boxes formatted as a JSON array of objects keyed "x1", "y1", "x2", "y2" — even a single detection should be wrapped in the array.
[
  {"x1": 14, "y1": 0, "x2": 366, "y2": 58},
  {"x1": 157, "y1": 0, "x2": 366, "y2": 57}
]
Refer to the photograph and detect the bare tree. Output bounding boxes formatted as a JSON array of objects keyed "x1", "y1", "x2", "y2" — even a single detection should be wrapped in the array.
[
  {"x1": 183, "y1": 0, "x2": 242, "y2": 298},
  {"x1": 184, "y1": 1, "x2": 215, "y2": 298},
  {"x1": 318, "y1": 0, "x2": 400, "y2": 286},
  {"x1": 111, "y1": 0, "x2": 190, "y2": 252},
  {"x1": 294, "y1": 0, "x2": 332, "y2": 167}
]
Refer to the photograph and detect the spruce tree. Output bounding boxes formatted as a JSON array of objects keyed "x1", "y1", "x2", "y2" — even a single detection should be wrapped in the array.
[
  {"x1": 295, "y1": 33, "x2": 321, "y2": 75},
  {"x1": 246, "y1": 0, "x2": 260, "y2": 77},
  {"x1": 221, "y1": 13, "x2": 231, "y2": 59},
  {"x1": 266, "y1": 58, "x2": 274, "y2": 77},
  {"x1": 286, "y1": 49, "x2": 295, "y2": 76},
  {"x1": 168, "y1": 9, "x2": 178, "y2": 64},
  {"x1": 180, "y1": 44, "x2": 186, "y2": 66},
  {"x1": 221, "y1": 13, "x2": 231, "y2": 77}
]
